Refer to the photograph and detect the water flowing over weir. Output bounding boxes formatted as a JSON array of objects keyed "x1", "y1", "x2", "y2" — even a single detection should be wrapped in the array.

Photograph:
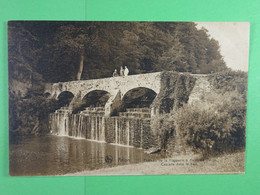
[{"x1": 49, "y1": 107, "x2": 158, "y2": 149}]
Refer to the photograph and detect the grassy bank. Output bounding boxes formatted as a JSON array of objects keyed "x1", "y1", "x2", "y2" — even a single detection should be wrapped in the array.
[{"x1": 66, "y1": 151, "x2": 245, "y2": 176}]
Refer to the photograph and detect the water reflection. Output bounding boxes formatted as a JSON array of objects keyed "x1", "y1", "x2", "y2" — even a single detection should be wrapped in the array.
[{"x1": 9, "y1": 135, "x2": 163, "y2": 176}]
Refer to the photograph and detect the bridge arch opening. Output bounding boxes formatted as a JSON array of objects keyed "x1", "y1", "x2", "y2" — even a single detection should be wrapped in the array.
[
  {"x1": 121, "y1": 87, "x2": 157, "y2": 110},
  {"x1": 43, "y1": 92, "x2": 51, "y2": 98},
  {"x1": 73, "y1": 90, "x2": 110, "y2": 113},
  {"x1": 82, "y1": 90, "x2": 110, "y2": 107},
  {"x1": 57, "y1": 91, "x2": 75, "y2": 107}
]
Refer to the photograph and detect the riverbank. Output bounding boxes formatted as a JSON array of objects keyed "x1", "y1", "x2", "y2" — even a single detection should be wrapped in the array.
[{"x1": 66, "y1": 151, "x2": 245, "y2": 176}]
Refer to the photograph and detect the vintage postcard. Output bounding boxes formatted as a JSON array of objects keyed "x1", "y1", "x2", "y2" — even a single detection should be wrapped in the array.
[{"x1": 8, "y1": 21, "x2": 249, "y2": 176}]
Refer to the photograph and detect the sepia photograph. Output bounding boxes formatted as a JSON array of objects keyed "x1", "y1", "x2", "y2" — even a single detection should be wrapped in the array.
[{"x1": 8, "y1": 21, "x2": 249, "y2": 176}]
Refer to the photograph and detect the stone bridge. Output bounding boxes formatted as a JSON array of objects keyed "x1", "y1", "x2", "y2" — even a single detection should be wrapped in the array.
[{"x1": 44, "y1": 72, "x2": 162, "y2": 116}]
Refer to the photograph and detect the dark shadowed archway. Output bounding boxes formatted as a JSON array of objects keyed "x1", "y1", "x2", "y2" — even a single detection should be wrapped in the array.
[
  {"x1": 43, "y1": 92, "x2": 51, "y2": 98},
  {"x1": 122, "y1": 87, "x2": 157, "y2": 110},
  {"x1": 82, "y1": 90, "x2": 110, "y2": 107},
  {"x1": 73, "y1": 90, "x2": 110, "y2": 113},
  {"x1": 57, "y1": 91, "x2": 74, "y2": 107}
]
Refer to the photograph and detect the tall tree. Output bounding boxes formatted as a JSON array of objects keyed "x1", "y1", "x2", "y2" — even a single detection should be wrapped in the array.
[
  {"x1": 10, "y1": 21, "x2": 229, "y2": 83},
  {"x1": 53, "y1": 24, "x2": 99, "y2": 80}
]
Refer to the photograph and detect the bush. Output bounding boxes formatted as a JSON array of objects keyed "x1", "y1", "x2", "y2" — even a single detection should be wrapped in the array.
[
  {"x1": 208, "y1": 70, "x2": 247, "y2": 101},
  {"x1": 151, "y1": 113, "x2": 175, "y2": 149},
  {"x1": 151, "y1": 71, "x2": 247, "y2": 157},
  {"x1": 173, "y1": 90, "x2": 246, "y2": 157},
  {"x1": 9, "y1": 94, "x2": 60, "y2": 137}
]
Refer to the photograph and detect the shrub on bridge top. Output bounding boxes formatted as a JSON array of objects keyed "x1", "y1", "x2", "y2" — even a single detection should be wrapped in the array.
[
  {"x1": 151, "y1": 71, "x2": 196, "y2": 114},
  {"x1": 208, "y1": 70, "x2": 248, "y2": 101}
]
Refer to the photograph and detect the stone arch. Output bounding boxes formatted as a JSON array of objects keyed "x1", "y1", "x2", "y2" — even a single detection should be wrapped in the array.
[
  {"x1": 56, "y1": 90, "x2": 75, "y2": 100},
  {"x1": 57, "y1": 91, "x2": 75, "y2": 107},
  {"x1": 43, "y1": 92, "x2": 51, "y2": 98},
  {"x1": 72, "y1": 90, "x2": 111, "y2": 114},
  {"x1": 81, "y1": 90, "x2": 111, "y2": 107},
  {"x1": 120, "y1": 81, "x2": 160, "y2": 99},
  {"x1": 121, "y1": 87, "x2": 157, "y2": 110}
]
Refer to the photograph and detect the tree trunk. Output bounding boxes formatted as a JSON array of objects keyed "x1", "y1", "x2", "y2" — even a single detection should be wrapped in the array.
[{"x1": 76, "y1": 54, "x2": 84, "y2": 80}]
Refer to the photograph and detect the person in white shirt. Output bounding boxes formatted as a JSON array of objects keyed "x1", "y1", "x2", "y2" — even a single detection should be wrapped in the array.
[
  {"x1": 124, "y1": 66, "x2": 129, "y2": 76},
  {"x1": 120, "y1": 66, "x2": 124, "y2": 76}
]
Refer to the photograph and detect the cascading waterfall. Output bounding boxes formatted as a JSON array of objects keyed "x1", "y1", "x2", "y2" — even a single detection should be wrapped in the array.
[
  {"x1": 126, "y1": 120, "x2": 130, "y2": 146},
  {"x1": 95, "y1": 117, "x2": 98, "y2": 140},
  {"x1": 99, "y1": 117, "x2": 105, "y2": 142},
  {"x1": 115, "y1": 118, "x2": 118, "y2": 144},
  {"x1": 140, "y1": 120, "x2": 143, "y2": 148},
  {"x1": 91, "y1": 117, "x2": 95, "y2": 140},
  {"x1": 49, "y1": 107, "x2": 158, "y2": 149}
]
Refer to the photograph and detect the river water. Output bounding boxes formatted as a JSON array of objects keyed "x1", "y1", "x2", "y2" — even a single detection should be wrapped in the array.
[{"x1": 9, "y1": 135, "x2": 163, "y2": 176}]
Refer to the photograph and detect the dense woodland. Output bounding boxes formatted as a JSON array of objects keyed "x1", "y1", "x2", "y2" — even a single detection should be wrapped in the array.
[
  {"x1": 8, "y1": 21, "x2": 228, "y2": 85},
  {"x1": 8, "y1": 22, "x2": 247, "y2": 156}
]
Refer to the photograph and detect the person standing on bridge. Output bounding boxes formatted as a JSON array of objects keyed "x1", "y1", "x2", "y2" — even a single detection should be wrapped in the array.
[
  {"x1": 113, "y1": 69, "x2": 119, "y2": 77},
  {"x1": 124, "y1": 66, "x2": 129, "y2": 76},
  {"x1": 120, "y1": 66, "x2": 124, "y2": 76}
]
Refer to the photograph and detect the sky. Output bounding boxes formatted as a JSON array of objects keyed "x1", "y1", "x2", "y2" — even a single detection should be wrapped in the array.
[{"x1": 196, "y1": 22, "x2": 250, "y2": 72}]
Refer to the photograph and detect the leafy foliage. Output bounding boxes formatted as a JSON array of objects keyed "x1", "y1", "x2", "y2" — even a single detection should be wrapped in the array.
[
  {"x1": 151, "y1": 113, "x2": 175, "y2": 149},
  {"x1": 174, "y1": 90, "x2": 246, "y2": 157},
  {"x1": 9, "y1": 21, "x2": 228, "y2": 83},
  {"x1": 9, "y1": 92, "x2": 60, "y2": 139},
  {"x1": 151, "y1": 71, "x2": 247, "y2": 157},
  {"x1": 208, "y1": 70, "x2": 248, "y2": 101},
  {"x1": 8, "y1": 23, "x2": 44, "y2": 97},
  {"x1": 151, "y1": 71, "x2": 196, "y2": 113}
]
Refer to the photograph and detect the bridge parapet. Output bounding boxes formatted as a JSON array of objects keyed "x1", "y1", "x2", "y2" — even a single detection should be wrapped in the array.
[
  {"x1": 44, "y1": 72, "x2": 162, "y2": 116},
  {"x1": 44, "y1": 72, "x2": 162, "y2": 99}
]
